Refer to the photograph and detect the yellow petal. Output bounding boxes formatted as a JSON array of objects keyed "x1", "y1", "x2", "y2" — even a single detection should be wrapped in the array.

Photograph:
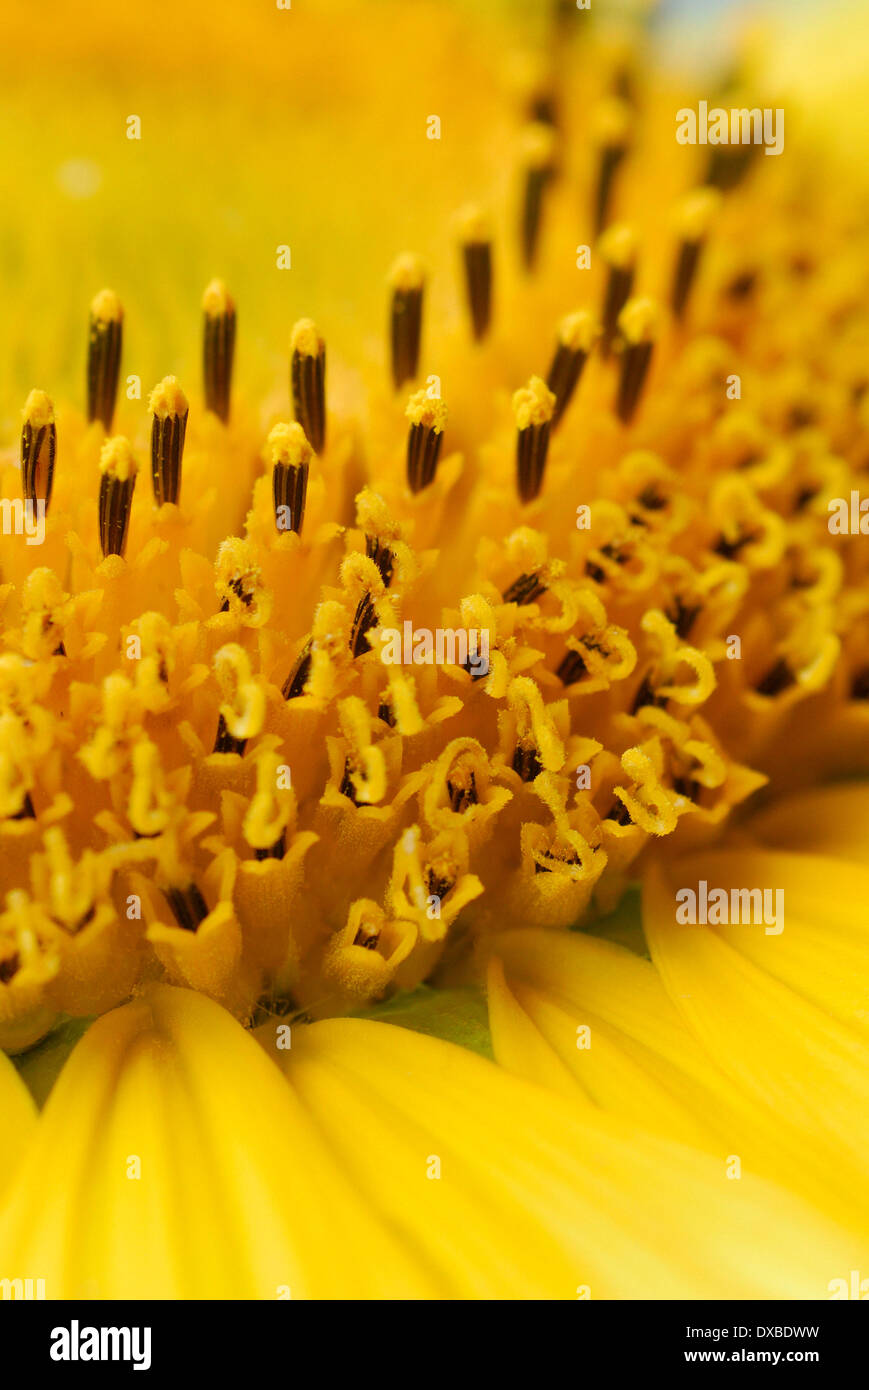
[
  {"x1": 644, "y1": 857, "x2": 869, "y2": 1239},
  {"x1": 0, "y1": 1050, "x2": 36, "y2": 1196},
  {"x1": 487, "y1": 924, "x2": 869, "y2": 1244},
  {"x1": 486, "y1": 956, "x2": 586, "y2": 1106},
  {"x1": 266, "y1": 1014, "x2": 862, "y2": 1299},
  {"x1": 0, "y1": 986, "x2": 434, "y2": 1298},
  {"x1": 675, "y1": 846, "x2": 869, "y2": 1038},
  {"x1": 487, "y1": 928, "x2": 748, "y2": 1151},
  {"x1": 747, "y1": 783, "x2": 869, "y2": 864},
  {"x1": 487, "y1": 947, "x2": 716, "y2": 1149}
]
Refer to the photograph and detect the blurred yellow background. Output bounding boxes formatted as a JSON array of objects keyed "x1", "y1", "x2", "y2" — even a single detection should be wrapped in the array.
[
  {"x1": 0, "y1": 0, "x2": 865, "y2": 437},
  {"x1": 0, "y1": 0, "x2": 542, "y2": 424}
]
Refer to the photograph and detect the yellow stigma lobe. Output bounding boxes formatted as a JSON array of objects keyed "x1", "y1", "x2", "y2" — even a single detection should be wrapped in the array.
[
  {"x1": 405, "y1": 390, "x2": 447, "y2": 433},
  {"x1": 267, "y1": 421, "x2": 314, "y2": 469},
  {"x1": 591, "y1": 97, "x2": 632, "y2": 149},
  {"x1": 202, "y1": 280, "x2": 236, "y2": 424},
  {"x1": 98, "y1": 439, "x2": 137, "y2": 558},
  {"x1": 149, "y1": 378, "x2": 188, "y2": 507},
  {"x1": 99, "y1": 436, "x2": 137, "y2": 481},
  {"x1": 615, "y1": 299, "x2": 660, "y2": 424},
  {"x1": 149, "y1": 376, "x2": 189, "y2": 420},
  {"x1": 214, "y1": 643, "x2": 265, "y2": 744},
  {"x1": 514, "y1": 379, "x2": 556, "y2": 501},
  {"x1": 389, "y1": 257, "x2": 426, "y2": 391},
  {"x1": 20, "y1": 389, "x2": 57, "y2": 509},
  {"x1": 457, "y1": 204, "x2": 492, "y2": 244},
  {"x1": 405, "y1": 393, "x2": 447, "y2": 493},
  {"x1": 290, "y1": 318, "x2": 326, "y2": 453},
  {"x1": 23, "y1": 390, "x2": 54, "y2": 429},
  {"x1": 90, "y1": 288, "x2": 123, "y2": 323},
  {"x1": 599, "y1": 223, "x2": 638, "y2": 270},
  {"x1": 513, "y1": 376, "x2": 556, "y2": 431},
  {"x1": 600, "y1": 225, "x2": 638, "y2": 356},
  {"x1": 244, "y1": 752, "x2": 291, "y2": 853},
  {"x1": 290, "y1": 318, "x2": 323, "y2": 358},
  {"x1": 618, "y1": 296, "x2": 661, "y2": 346},
  {"x1": 520, "y1": 123, "x2": 557, "y2": 269},
  {"x1": 548, "y1": 314, "x2": 598, "y2": 429},
  {"x1": 670, "y1": 191, "x2": 721, "y2": 320},
  {"x1": 558, "y1": 310, "x2": 600, "y2": 354},
  {"x1": 88, "y1": 293, "x2": 123, "y2": 430},
  {"x1": 202, "y1": 278, "x2": 234, "y2": 318},
  {"x1": 269, "y1": 423, "x2": 311, "y2": 535},
  {"x1": 520, "y1": 121, "x2": 557, "y2": 169},
  {"x1": 675, "y1": 187, "x2": 722, "y2": 243},
  {"x1": 591, "y1": 100, "x2": 633, "y2": 235},
  {"x1": 388, "y1": 252, "x2": 425, "y2": 293}
]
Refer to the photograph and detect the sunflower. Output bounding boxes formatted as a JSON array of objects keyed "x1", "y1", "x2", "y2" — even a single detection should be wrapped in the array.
[{"x1": 1, "y1": 0, "x2": 868, "y2": 1299}]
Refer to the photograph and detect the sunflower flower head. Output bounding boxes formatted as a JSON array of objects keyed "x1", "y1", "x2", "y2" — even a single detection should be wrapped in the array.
[{"x1": 0, "y1": 0, "x2": 867, "y2": 1062}]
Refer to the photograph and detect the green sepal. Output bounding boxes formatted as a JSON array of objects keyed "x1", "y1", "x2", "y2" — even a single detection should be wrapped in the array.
[
  {"x1": 356, "y1": 985, "x2": 494, "y2": 1059},
  {"x1": 581, "y1": 882, "x2": 649, "y2": 957},
  {"x1": 12, "y1": 1015, "x2": 94, "y2": 1108}
]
